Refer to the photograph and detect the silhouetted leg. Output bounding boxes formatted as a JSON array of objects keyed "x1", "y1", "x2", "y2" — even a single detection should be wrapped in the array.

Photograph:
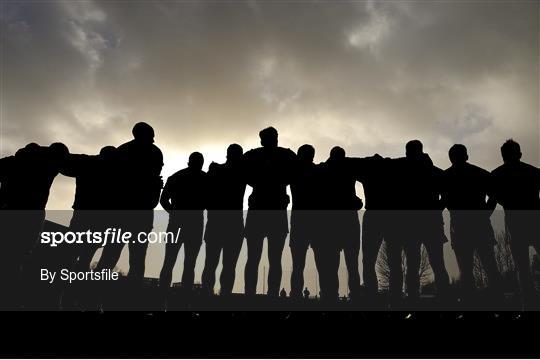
[
  {"x1": 424, "y1": 240, "x2": 450, "y2": 296},
  {"x1": 93, "y1": 242, "x2": 125, "y2": 309},
  {"x1": 403, "y1": 240, "x2": 421, "y2": 298},
  {"x1": 290, "y1": 243, "x2": 308, "y2": 298},
  {"x1": 453, "y1": 242, "x2": 475, "y2": 295},
  {"x1": 17, "y1": 211, "x2": 47, "y2": 309},
  {"x1": 159, "y1": 241, "x2": 182, "y2": 289},
  {"x1": 202, "y1": 241, "x2": 222, "y2": 294},
  {"x1": 362, "y1": 211, "x2": 384, "y2": 297},
  {"x1": 313, "y1": 245, "x2": 339, "y2": 301},
  {"x1": 344, "y1": 241, "x2": 361, "y2": 299},
  {"x1": 181, "y1": 237, "x2": 202, "y2": 291},
  {"x1": 0, "y1": 217, "x2": 25, "y2": 309},
  {"x1": 386, "y1": 240, "x2": 403, "y2": 300},
  {"x1": 312, "y1": 246, "x2": 327, "y2": 298},
  {"x1": 244, "y1": 235, "x2": 264, "y2": 295},
  {"x1": 476, "y1": 242, "x2": 503, "y2": 292},
  {"x1": 506, "y1": 213, "x2": 537, "y2": 299},
  {"x1": 127, "y1": 241, "x2": 149, "y2": 284},
  {"x1": 267, "y1": 233, "x2": 287, "y2": 297},
  {"x1": 69, "y1": 244, "x2": 100, "y2": 310},
  {"x1": 95, "y1": 242, "x2": 125, "y2": 271},
  {"x1": 220, "y1": 236, "x2": 243, "y2": 295},
  {"x1": 75, "y1": 245, "x2": 100, "y2": 271},
  {"x1": 510, "y1": 237, "x2": 535, "y2": 296}
]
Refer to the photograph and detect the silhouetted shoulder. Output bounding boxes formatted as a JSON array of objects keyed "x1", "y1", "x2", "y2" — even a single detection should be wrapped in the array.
[
  {"x1": 208, "y1": 162, "x2": 223, "y2": 175},
  {"x1": 61, "y1": 154, "x2": 98, "y2": 177},
  {"x1": 243, "y1": 147, "x2": 261, "y2": 159},
  {"x1": 167, "y1": 167, "x2": 191, "y2": 182},
  {"x1": 279, "y1": 147, "x2": 297, "y2": 158},
  {"x1": 0, "y1": 156, "x2": 16, "y2": 178},
  {"x1": 151, "y1": 143, "x2": 164, "y2": 165}
]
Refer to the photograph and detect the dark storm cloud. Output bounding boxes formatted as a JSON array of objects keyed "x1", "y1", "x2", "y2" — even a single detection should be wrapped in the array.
[{"x1": 1, "y1": 0, "x2": 538, "y2": 208}]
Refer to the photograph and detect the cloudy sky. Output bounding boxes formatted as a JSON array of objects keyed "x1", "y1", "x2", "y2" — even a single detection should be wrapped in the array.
[{"x1": 1, "y1": 0, "x2": 538, "y2": 293}]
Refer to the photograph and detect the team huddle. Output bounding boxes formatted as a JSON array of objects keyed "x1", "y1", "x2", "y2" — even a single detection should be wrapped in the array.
[{"x1": 1, "y1": 123, "x2": 539, "y2": 310}]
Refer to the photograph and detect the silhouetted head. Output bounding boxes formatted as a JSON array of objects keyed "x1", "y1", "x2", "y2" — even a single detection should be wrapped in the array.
[
  {"x1": 226, "y1": 143, "x2": 243, "y2": 164},
  {"x1": 188, "y1": 152, "x2": 204, "y2": 171},
  {"x1": 259, "y1": 127, "x2": 278, "y2": 148},
  {"x1": 99, "y1": 146, "x2": 117, "y2": 161},
  {"x1": 297, "y1": 144, "x2": 315, "y2": 163},
  {"x1": 329, "y1": 146, "x2": 346, "y2": 162},
  {"x1": 500, "y1": 139, "x2": 521, "y2": 164},
  {"x1": 132, "y1": 122, "x2": 155, "y2": 144},
  {"x1": 49, "y1": 142, "x2": 70, "y2": 162},
  {"x1": 405, "y1": 140, "x2": 423, "y2": 160},
  {"x1": 15, "y1": 143, "x2": 40, "y2": 158},
  {"x1": 448, "y1": 144, "x2": 468, "y2": 165}
]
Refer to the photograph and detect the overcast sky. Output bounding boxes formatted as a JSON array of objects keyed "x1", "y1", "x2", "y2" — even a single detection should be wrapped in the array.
[{"x1": 1, "y1": 0, "x2": 538, "y2": 293}]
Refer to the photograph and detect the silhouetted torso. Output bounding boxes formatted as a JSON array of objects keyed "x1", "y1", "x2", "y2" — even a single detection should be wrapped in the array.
[
  {"x1": 62, "y1": 154, "x2": 119, "y2": 210},
  {"x1": 443, "y1": 162, "x2": 492, "y2": 210},
  {"x1": 351, "y1": 156, "x2": 392, "y2": 210},
  {"x1": 243, "y1": 147, "x2": 297, "y2": 209},
  {"x1": 491, "y1": 161, "x2": 540, "y2": 210},
  {"x1": 116, "y1": 139, "x2": 163, "y2": 209},
  {"x1": 394, "y1": 155, "x2": 442, "y2": 210},
  {"x1": 318, "y1": 160, "x2": 361, "y2": 210},
  {"x1": 206, "y1": 162, "x2": 246, "y2": 210},
  {"x1": 0, "y1": 146, "x2": 62, "y2": 210},
  {"x1": 290, "y1": 161, "x2": 319, "y2": 210},
  {"x1": 163, "y1": 168, "x2": 208, "y2": 212}
]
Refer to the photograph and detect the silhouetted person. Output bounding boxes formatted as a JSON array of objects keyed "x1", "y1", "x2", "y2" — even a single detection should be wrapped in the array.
[
  {"x1": 62, "y1": 146, "x2": 119, "y2": 272},
  {"x1": 57, "y1": 146, "x2": 120, "y2": 309},
  {"x1": 386, "y1": 141, "x2": 450, "y2": 301},
  {"x1": 159, "y1": 152, "x2": 207, "y2": 292},
  {"x1": 0, "y1": 142, "x2": 69, "y2": 309},
  {"x1": 243, "y1": 127, "x2": 297, "y2": 297},
  {"x1": 317, "y1": 147, "x2": 363, "y2": 301},
  {"x1": 491, "y1": 139, "x2": 540, "y2": 303},
  {"x1": 303, "y1": 287, "x2": 310, "y2": 299},
  {"x1": 289, "y1": 144, "x2": 318, "y2": 299},
  {"x1": 201, "y1": 144, "x2": 246, "y2": 296},
  {"x1": 95, "y1": 123, "x2": 163, "y2": 289},
  {"x1": 442, "y1": 144, "x2": 503, "y2": 298},
  {"x1": 348, "y1": 153, "x2": 389, "y2": 299}
]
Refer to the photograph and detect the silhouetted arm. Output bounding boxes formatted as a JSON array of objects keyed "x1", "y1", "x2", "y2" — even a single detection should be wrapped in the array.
[
  {"x1": 241, "y1": 150, "x2": 256, "y2": 187},
  {"x1": 432, "y1": 166, "x2": 446, "y2": 210},
  {"x1": 284, "y1": 148, "x2": 299, "y2": 185},
  {"x1": 60, "y1": 154, "x2": 93, "y2": 178},
  {"x1": 0, "y1": 156, "x2": 15, "y2": 180},
  {"x1": 485, "y1": 172, "x2": 497, "y2": 214},
  {"x1": 439, "y1": 171, "x2": 449, "y2": 211},
  {"x1": 536, "y1": 166, "x2": 540, "y2": 193},
  {"x1": 160, "y1": 180, "x2": 173, "y2": 212},
  {"x1": 147, "y1": 176, "x2": 163, "y2": 209},
  {"x1": 488, "y1": 170, "x2": 502, "y2": 209},
  {"x1": 347, "y1": 154, "x2": 383, "y2": 182}
]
